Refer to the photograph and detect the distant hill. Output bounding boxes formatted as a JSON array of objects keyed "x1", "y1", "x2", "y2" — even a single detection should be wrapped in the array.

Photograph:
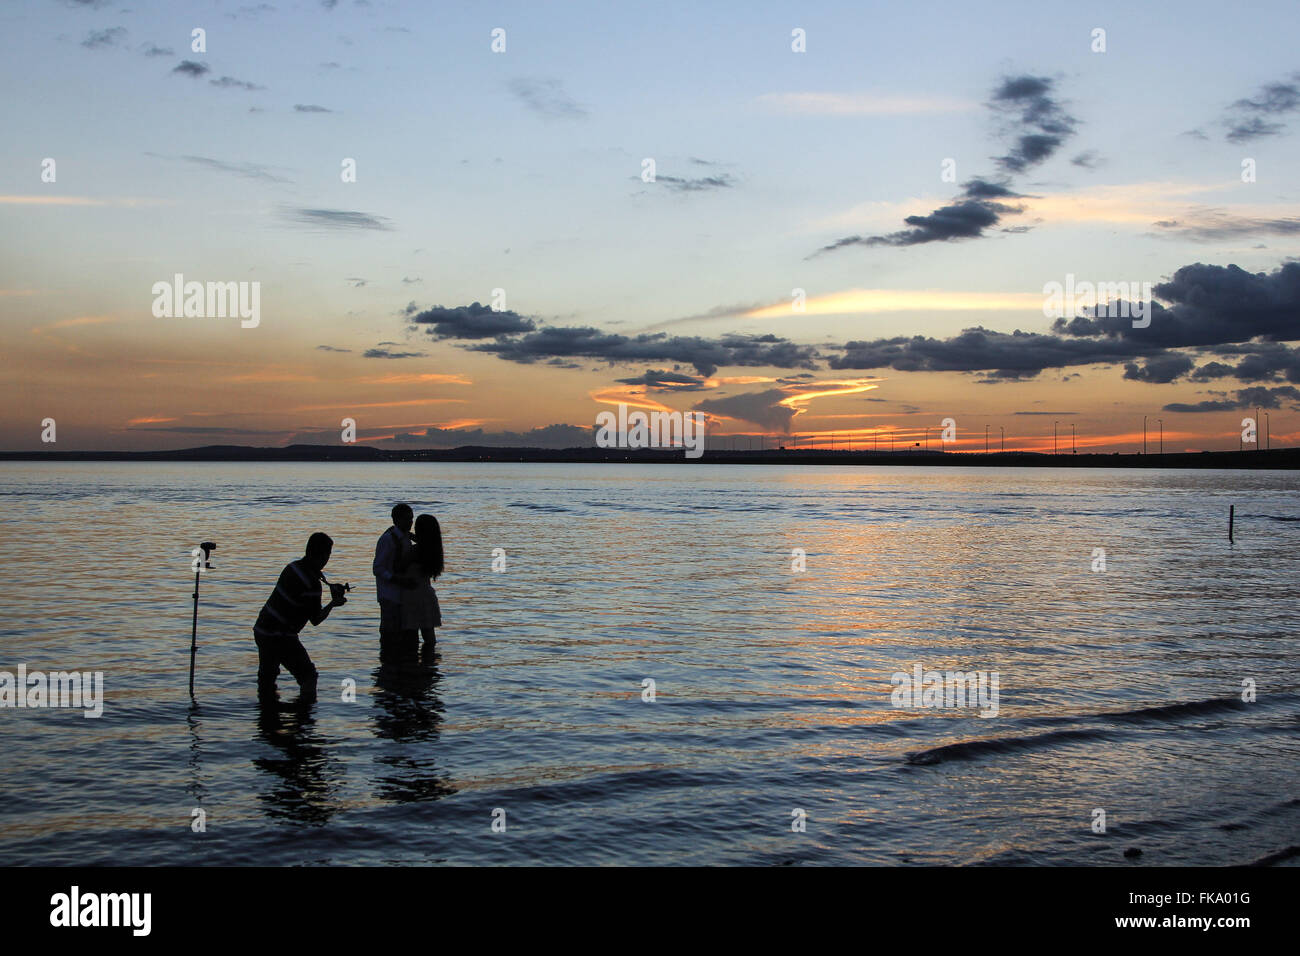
[{"x1": 1, "y1": 444, "x2": 1297, "y2": 468}]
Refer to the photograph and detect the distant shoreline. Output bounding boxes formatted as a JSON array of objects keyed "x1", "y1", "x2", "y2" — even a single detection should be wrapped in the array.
[{"x1": 2, "y1": 444, "x2": 1298, "y2": 469}]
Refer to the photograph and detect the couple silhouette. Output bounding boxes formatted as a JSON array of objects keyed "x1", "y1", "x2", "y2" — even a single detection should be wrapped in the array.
[
  {"x1": 252, "y1": 503, "x2": 445, "y2": 698},
  {"x1": 373, "y1": 502, "x2": 444, "y2": 651}
]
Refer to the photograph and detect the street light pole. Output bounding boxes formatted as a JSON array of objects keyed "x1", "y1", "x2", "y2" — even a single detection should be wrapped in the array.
[
  {"x1": 985, "y1": 424, "x2": 989, "y2": 454},
  {"x1": 1072, "y1": 422, "x2": 1076, "y2": 454},
  {"x1": 1157, "y1": 418, "x2": 1163, "y2": 455},
  {"x1": 1000, "y1": 426, "x2": 1004, "y2": 452},
  {"x1": 1054, "y1": 420, "x2": 1059, "y2": 455},
  {"x1": 1143, "y1": 415, "x2": 1147, "y2": 455}
]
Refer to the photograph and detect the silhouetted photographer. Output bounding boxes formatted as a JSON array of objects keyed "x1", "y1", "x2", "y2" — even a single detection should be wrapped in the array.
[{"x1": 253, "y1": 532, "x2": 349, "y2": 699}]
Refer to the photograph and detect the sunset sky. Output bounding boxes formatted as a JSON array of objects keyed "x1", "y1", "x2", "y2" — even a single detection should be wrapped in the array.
[{"x1": 3, "y1": 0, "x2": 1300, "y2": 452}]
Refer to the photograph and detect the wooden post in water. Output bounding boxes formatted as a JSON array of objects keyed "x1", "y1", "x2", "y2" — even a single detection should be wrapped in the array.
[{"x1": 1229, "y1": 505, "x2": 1234, "y2": 543}]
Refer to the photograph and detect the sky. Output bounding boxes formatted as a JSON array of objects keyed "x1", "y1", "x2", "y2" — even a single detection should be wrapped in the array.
[{"x1": 3, "y1": 0, "x2": 1300, "y2": 453}]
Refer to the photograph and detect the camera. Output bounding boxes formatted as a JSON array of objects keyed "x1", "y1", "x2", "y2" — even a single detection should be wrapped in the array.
[{"x1": 195, "y1": 541, "x2": 216, "y2": 570}]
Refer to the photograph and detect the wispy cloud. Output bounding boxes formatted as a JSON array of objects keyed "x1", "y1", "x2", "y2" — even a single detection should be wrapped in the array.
[
  {"x1": 147, "y1": 153, "x2": 292, "y2": 184},
  {"x1": 509, "y1": 77, "x2": 588, "y2": 119},
  {"x1": 358, "y1": 373, "x2": 473, "y2": 385},
  {"x1": 292, "y1": 399, "x2": 467, "y2": 412},
  {"x1": 1223, "y1": 73, "x2": 1300, "y2": 142},
  {"x1": 280, "y1": 207, "x2": 393, "y2": 230},
  {"x1": 81, "y1": 27, "x2": 126, "y2": 49},
  {"x1": 1152, "y1": 210, "x2": 1300, "y2": 241},
  {"x1": 211, "y1": 76, "x2": 266, "y2": 91},
  {"x1": 646, "y1": 173, "x2": 736, "y2": 193}
]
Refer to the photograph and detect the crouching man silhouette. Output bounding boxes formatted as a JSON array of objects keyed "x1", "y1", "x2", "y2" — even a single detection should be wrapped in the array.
[{"x1": 253, "y1": 532, "x2": 348, "y2": 700}]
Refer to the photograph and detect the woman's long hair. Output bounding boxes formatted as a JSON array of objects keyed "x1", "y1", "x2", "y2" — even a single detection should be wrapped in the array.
[{"x1": 413, "y1": 513, "x2": 444, "y2": 580}]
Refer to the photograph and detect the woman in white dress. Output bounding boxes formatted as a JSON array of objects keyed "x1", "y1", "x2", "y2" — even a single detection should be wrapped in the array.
[{"x1": 400, "y1": 513, "x2": 444, "y2": 648}]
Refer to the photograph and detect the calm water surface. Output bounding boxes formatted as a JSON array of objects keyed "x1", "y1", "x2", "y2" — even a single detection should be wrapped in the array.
[{"x1": 0, "y1": 462, "x2": 1297, "y2": 865}]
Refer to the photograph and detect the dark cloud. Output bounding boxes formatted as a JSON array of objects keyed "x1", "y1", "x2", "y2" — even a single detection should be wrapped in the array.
[
  {"x1": 410, "y1": 302, "x2": 536, "y2": 339},
  {"x1": 363, "y1": 348, "x2": 427, "y2": 359},
  {"x1": 281, "y1": 207, "x2": 392, "y2": 230},
  {"x1": 1224, "y1": 75, "x2": 1300, "y2": 142},
  {"x1": 294, "y1": 104, "x2": 332, "y2": 112},
  {"x1": 960, "y1": 178, "x2": 1023, "y2": 199},
  {"x1": 172, "y1": 60, "x2": 210, "y2": 77},
  {"x1": 988, "y1": 74, "x2": 1077, "y2": 173},
  {"x1": 1226, "y1": 117, "x2": 1284, "y2": 142},
  {"x1": 471, "y1": 327, "x2": 819, "y2": 377},
  {"x1": 808, "y1": 74, "x2": 1074, "y2": 256},
  {"x1": 615, "y1": 369, "x2": 710, "y2": 391},
  {"x1": 832, "y1": 327, "x2": 1151, "y2": 379},
  {"x1": 1071, "y1": 150, "x2": 1103, "y2": 169},
  {"x1": 1123, "y1": 353, "x2": 1195, "y2": 383},
  {"x1": 813, "y1": 196, "x2": 1021, "y2": 254},
  {"x1": 1056, "y1": 261, "x2": 1300, "y2": 348},
  {"x1": 831, "y1": 260, "x2": 1300, "y2": 384},
  {"x1": 316, "y1": 345, "x2": 352, "y2": 352},
  {"x1": 1163, "y1": 385, "x2": 1300, "y2": 412},
  {"x1": 81, "y1": 27, "x2": 126, "y2": 49},
  {"x1": 1187, "y1": 360, "x2": 1237, "y2": 381},
  {"x1": 509, "y1": 77, "x2": 588, "y2": 119},
  {"x1": 1190, "y1": 342, "x2": 1300, "y2": 383},
  {"x1": 139, "y1": 43, "x2": 173, "y2": 57},
  {"x1": 694, "y1": 389, "x2": 795, "y2": 431}
]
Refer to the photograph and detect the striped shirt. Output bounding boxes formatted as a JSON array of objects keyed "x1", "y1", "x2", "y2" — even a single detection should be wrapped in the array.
[{"x1": 254, "y1": 559, "x2": 325, "y2": 638}]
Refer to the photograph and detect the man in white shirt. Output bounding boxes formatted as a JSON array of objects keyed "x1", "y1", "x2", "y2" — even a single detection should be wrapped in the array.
[{"x1": 373, "y1": 503, "x2": 414, "y2": 646}]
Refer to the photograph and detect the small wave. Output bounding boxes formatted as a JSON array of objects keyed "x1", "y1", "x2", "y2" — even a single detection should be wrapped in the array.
[
  {"x1": 905, "y1": 695, "x2": 1263, "y2": 766},
  {"x1": 906, "y1": 726, "x2": 1114, "y2": 765},
  {"x1": 1098, "y1": 696, "x2": 1249, "y2": 724},
  {"x1": 1249, "y1": 845, "x2": 1300, "y2": 866}
]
